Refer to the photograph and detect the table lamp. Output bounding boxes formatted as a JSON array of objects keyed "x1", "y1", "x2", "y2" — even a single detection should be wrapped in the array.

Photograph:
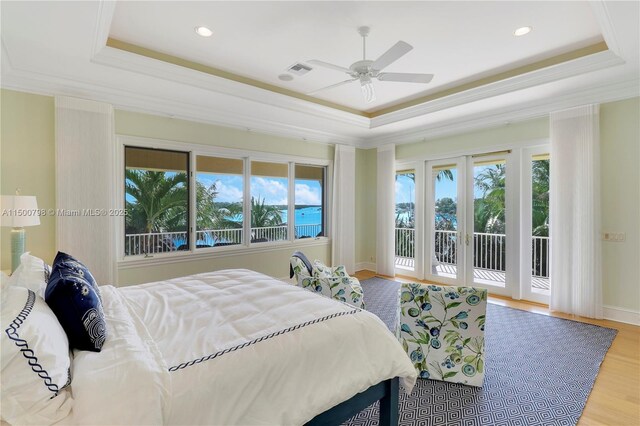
[{"x1": 1, "y1": 193, "x2": 40, "y2": 272}]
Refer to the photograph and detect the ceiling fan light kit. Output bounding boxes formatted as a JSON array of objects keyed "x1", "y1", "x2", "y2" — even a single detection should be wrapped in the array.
[{"x1": 307, "y1": 26, "x2": 434, "y2": 103}]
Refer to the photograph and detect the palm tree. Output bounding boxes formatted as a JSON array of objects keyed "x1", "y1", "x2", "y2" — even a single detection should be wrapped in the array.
[
  {"x1": 473, "y1": 164, "x2": 506, "y2": 233},
  {"x1": 250, "y1": 196, "x2": 285, "y2": 241},
  {"x1": 531, "y1": 159, "x2": 550, "y2": 237},
  {"x1": 125, "y1": 170, "x2": 188, "y2": 233},
  {"x1": 250, "y1": 196, "x2": 283, "y2": 227}
]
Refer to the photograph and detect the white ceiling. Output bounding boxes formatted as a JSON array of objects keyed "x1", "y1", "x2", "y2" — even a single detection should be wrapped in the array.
[
  {"x1": 1, "y1": 1, "x2": 638, "y2": 147},
  {"x1": 109, "y1": 1, "x2": 604, "y2": 112}
]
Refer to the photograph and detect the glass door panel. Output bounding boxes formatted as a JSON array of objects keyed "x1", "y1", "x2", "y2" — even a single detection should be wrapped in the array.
[
  {"x1": 395, "y1": 170, "x2": 416, "y2": 272},
  {"x1": 531, "y1": 154, "x2": 550, "y2": 295},
  {"x1": 470, "y1": 158, "x2": 507, "y2": 288},
  {"x1": 426, "y1": 158, "x2": 465, "y2": 284}
]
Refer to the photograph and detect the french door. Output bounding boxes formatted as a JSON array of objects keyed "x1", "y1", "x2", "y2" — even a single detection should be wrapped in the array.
[
  {"x1": 520, "y1": 146, "x2": 551, "y2": 304},
  {"x1": 425, "y1": 157, "x2": 466, "y2": 286},
  {"x1": 425, "y1": 152, "x2": 515, "y2": 297}
]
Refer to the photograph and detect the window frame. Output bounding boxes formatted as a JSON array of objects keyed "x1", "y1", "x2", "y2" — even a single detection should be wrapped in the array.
[
  {"x1": 115, "y1": 135, "x2": 332, "y2": 267},
  {"x1": 294, "y1": 163, "x2": 328, "y2": 240}
]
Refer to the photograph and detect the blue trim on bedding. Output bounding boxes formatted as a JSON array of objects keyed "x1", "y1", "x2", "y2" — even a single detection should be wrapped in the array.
[
  {"x1": 169, "y1": 308, "x2": 359, "y2": 372},
  {"x1": 4, "y1": 290, "x2": 60, "y2": 396}
]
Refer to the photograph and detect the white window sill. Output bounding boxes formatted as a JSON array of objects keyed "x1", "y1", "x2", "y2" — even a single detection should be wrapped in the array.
[{"x1": 117, "y1": 237, "x2": 330, "y2": 269}]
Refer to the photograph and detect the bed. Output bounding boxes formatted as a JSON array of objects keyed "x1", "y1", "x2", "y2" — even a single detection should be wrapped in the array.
[{"x1": 59, "y1": 268, "x2": 416, "y2": 425}]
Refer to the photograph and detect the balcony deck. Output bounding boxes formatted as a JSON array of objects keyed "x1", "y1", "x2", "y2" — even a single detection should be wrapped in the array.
[{"x1": 395, "y1": 257, "x2": 550, "y2": 291}]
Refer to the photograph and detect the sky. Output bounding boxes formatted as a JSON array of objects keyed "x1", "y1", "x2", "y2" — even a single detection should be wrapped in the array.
[
  {"x1": 126, "y1": 171, "x2": 323, "y2": 206},
  {"x1": 198, "y1": 173, "x2": 322, "y2": 205},
  {"x1": 395, "y1": 166, "x2": 501, "y2": 206},
  {"x1": 395, "y1": 170, "x2": 458, "y2": 205}
]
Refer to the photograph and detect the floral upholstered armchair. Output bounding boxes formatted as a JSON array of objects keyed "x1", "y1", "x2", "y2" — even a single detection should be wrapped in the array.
[
  {"x1": 289, "y1": 252, "x2": 365, "y2": 309},
  {"x1": 396, "y1": 282, "x2": 487, "y2": 387}
]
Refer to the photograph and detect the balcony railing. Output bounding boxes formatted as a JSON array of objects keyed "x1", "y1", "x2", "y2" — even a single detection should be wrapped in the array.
[
  {"x1": 125, "y1": 224, "x2": 323, "y2": 256},
  {"x1": 531, "y1": 236, "x2": 549, "y2": 278},
  {"x1": 395, "y1": 228, "x2": 415, "y2": 259},
  {"x1": 394, "y1": 228, "x2": 550, "y2": 279}
]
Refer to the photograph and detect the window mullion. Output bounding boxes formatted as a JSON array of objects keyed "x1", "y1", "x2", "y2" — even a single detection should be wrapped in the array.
[
  {"x1": 189, "y1": 151, "x2": 197, "y2": 252},
  {"x1": 288, "y1": 162, "x2": 295, "y2": 241},
  {"x1": 244, "y1": 157, "x2": 251, "y2": 247}
]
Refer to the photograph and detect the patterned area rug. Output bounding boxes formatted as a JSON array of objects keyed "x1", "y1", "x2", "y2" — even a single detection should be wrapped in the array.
[{"x1": 344, "y1": 277, "x2": 617, "y2": 426}]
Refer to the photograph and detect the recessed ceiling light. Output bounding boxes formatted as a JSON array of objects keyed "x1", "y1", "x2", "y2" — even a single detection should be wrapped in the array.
[
  {"x1": 278, "y1": 74, "x2": 294, "y2": 81},
  {"x1": 195, "y1": 26, "x2": 213, "y2": 37},
  {"x1": 513, "y1": 26, "x2": 532, "y2": 37}
]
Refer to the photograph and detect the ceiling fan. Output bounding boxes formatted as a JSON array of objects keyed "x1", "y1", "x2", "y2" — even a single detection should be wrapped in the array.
[{"x1": 307, "y1": 26, "x2": 434, "y2": 103}]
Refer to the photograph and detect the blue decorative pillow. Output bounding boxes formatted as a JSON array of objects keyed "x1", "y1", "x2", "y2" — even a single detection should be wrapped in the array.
[
  {"x1": 45, "y1": 252, "x2": 107, "y2": 352},
  {"x1": 51, "y1": 251, "x2": 101, "y2": 300}
]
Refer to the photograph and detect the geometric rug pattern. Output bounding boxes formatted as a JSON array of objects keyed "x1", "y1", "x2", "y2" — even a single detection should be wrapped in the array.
[{"x1": 343, "y1": 277, "x2": 617, "y2": 426}]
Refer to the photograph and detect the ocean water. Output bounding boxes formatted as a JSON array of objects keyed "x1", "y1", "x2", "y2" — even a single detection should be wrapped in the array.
[
  {"x1": 220, "y1": 206, "x2": 323, "y2": 238},
  {"x1": 225, "y1": 206, "x2": 322, "y2": 226},
  {"x1": 280, "y1": 206, "x2": 322, "y2": 226}
]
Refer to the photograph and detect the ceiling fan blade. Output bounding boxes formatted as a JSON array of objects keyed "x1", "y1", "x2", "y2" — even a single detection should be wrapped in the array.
[
  {"x1": 307, "y1": 59, "x2": 352, "y2": 74},
  {"x1": 377, "y1": 72, "x2": 434, "y2": 83},
  {"x1": 307, "y1": 78, "x2": 357, "y2": 95},
  {"x1": 371, "y1": 41, "x2": 413, "y2": 71}
]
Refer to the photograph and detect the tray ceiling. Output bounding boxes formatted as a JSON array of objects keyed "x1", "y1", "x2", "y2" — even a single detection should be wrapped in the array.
[{"x1": 109, "y1": 1, "x2": 605, "y2": 114}]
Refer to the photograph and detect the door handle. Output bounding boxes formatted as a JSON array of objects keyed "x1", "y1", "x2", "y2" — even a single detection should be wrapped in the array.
[{"x1": 465, "y1": 234, "x2": 470, "y2": 246}]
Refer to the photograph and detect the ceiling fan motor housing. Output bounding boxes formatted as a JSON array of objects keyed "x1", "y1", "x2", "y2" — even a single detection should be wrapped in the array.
[{"x1": 350, "y1": 60, "x2": 376, "y2": 77}]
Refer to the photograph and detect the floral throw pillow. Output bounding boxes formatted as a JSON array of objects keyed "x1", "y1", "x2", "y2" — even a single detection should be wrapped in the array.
[{"x1": 312, "y1": 260, "x2": 348, "y2": 279}]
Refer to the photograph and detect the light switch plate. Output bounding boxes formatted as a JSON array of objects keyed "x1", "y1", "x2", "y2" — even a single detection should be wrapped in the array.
[{"x1": 603, "y1": 232, "x2": 626, "y2": 242}]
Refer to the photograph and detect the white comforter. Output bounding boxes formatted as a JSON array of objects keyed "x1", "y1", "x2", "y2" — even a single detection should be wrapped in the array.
[{"x1": 67, "y1": 269, "x2": 416, "y2": 425}]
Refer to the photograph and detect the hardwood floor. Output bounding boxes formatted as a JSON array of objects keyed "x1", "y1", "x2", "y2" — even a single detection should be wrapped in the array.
[{"x1": 353, "y1": 270, "x2": 640, "y2": 426}]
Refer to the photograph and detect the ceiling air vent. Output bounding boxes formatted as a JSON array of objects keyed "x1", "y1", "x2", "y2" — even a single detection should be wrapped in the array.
[{"x1": 287, "y1": 63, "x2": 313, "y2": 76}]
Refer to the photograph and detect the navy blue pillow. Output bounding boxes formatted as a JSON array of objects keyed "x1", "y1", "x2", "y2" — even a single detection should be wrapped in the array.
[
  {"x1": 51, "y1": 251, "x2": 101, "y2": 300},
  {"x1": 45, "y1": 252, "x2": 107, "y2": 352}
]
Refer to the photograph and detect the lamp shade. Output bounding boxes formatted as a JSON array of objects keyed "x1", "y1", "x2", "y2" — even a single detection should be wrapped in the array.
[{"x1": 1, "y1": 195, "x2": 40, "y2": 227}]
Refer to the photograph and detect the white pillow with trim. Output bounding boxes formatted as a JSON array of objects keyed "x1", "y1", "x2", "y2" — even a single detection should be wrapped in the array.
[
  {"x1": 7, "y1": 252, "x2": 51, "y2": 298},
  {"x1": 1, "y1": 286, "x2": 73, "y2": 425}
]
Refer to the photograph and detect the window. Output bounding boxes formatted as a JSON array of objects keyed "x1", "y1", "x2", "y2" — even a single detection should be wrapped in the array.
[
  {"x1": 124, "y1": 147, "x2": 190, "y2": 256},
  {"x1": 121, "y1": 142, "x2": 329, "y2": 259},
  {"x1": 196, "y1": 156, "x2": 244, "y2": 248},
  {"x1": 295, "y1": 164, "x2": 325, "y2": 239},
  {"x1": 250, "y1": 161, "x2": 288, "y2": 243}
]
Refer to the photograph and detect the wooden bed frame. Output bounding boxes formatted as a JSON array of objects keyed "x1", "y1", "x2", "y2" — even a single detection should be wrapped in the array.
[{"x1": 305, "y1": 377, "x2": 399, "y2": 426}]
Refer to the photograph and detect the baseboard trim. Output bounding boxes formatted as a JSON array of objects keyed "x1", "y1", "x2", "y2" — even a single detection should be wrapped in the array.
[
  {"x1": 603, "y1": 305, "x2": 640, "y2": 326},
  {"x1": 355, "y1": 262, "x2": 376, "y2": 272}
]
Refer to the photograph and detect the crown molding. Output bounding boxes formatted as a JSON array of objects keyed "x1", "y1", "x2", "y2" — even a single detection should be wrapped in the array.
[
  {"x1": 91, "y1": 46, "x2": 371, "y2": 129},
  {"x1": 367, "y1": 77, "x2": 640, "y2": 147},
  {"x1": 370, "y1": 49, "x2": 624, "y2": 128},
  {"x1": 91, "y1": 0, "x2": 117, "y2": 58},
  {"x1": 1, "y1": 65, "x2": 368, "y2": 147},
  {"x1": 590, "y1": 0, "x2": 623, "y2": 57}
]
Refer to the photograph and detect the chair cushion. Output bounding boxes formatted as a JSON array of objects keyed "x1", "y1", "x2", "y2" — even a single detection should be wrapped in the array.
[{"x1": 397, "y1": 283, "x2": 487, "y2": 386}]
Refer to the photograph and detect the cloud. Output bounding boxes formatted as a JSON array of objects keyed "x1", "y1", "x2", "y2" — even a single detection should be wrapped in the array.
[
  {"x1": 295, "y1": 183, "x2": 321, "y2": 205},
  {"x1": 198, "y1": 175, "x2": 323, "y2": 206},
  {"x1": 251, "y1": 177, "x2": 288, "y2": 205},
  {"x1": 198, "y1": 175, "x2": 244, "y2": 203},
  {"x1": 215, "y1": 178, "x2": 243, "y2": 203}
]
